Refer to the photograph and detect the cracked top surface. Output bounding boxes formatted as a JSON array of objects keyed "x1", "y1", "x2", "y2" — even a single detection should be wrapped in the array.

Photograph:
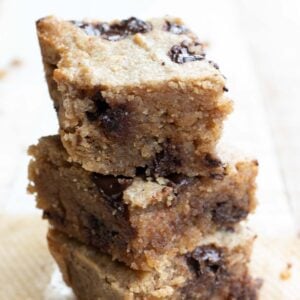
[{"x1": 36, "y1": 16, "x2": 226, "y2": 90}]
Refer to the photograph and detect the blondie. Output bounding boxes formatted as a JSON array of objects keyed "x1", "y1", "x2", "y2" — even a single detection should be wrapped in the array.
[
  {"x1": 28, "y1": 135, "x2": 257, "y2": 270},
  {"x1": 36, "y1": 16, "x2": 232, "y2": 177},
  {"x1": 48, "y1": 226, "x2": 259, "y2": 300}
]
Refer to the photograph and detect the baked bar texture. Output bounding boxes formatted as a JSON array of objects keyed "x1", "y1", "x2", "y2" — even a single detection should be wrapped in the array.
[
  {"x1": 28, "y1": 135, "x2": 257, "y2": 271},
  {"x1": 48, "y1": 227, "x2": 259, "y2": 300},
  {"x1": 36, "y1": 16, "x2": 232, "y2": 177}
]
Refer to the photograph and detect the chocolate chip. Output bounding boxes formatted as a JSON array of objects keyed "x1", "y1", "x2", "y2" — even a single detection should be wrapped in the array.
[
  {"x1": 203, "y1": 153, "x2": 223, "y2": 168},
  {"x1": 100, "y1": 106, "x2": 129, "y2": 133},
  {"x1": 135, "y1": 166, "x2": 150, "y2": 179},
  {"x1": 151, "y1": 142, "x2": 181, "y2": 176},
  {"x1": 186, "y1": 245, "x2": 225, "y2": 280},
  {"x1": 91, "y1": 174, "x2": 132, "y2": 214},
  {"x1": 168, "y1": 40, "x2": 205, "y2": 64},
  {"x1": 165, "y1": 20, "x2": 189, "y2": 34},
  {"x1": 86, "y1": 91, "x2": 110, "y2": 121},
  {"x1": 212, "y1": 202, "x2": 248, "y2": 225},
  {"x1": 71, "y1": 17, "x2": 152, "y2": 41},
  {"x1": 119, "y1": 17, "x2": 152, "y2": 34}
]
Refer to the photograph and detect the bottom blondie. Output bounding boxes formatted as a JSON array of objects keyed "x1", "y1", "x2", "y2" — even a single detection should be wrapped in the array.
[{"x1": 48, "y1": 226, "x2": 259, "y2": 300}]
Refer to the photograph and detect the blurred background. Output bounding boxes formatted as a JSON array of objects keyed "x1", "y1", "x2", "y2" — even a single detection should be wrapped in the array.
[{"x1": 0, "y1": 0, "x2": 299, "y2": 299}]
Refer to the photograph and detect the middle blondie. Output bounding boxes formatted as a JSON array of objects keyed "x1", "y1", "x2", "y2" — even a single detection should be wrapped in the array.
[{"x1": 28, "y1": 135, "x2": 257, "y2": 271}]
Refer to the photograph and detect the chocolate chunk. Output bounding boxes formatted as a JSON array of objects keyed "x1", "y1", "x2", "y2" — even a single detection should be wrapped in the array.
[
  {"x1": 86, "y1": 91, "x2": 110, "y2": 121},
  {"x1": 223, "y1": 86, "x2": 229, "y2": 92},
  {"x1": 119, "y1": 17, "x2": 152, "y2": 35},
  {"x1": 91, "y1": 174, "x2": 132, "y2": 214},
  {"x1": 186, "y1": 245, "x2": 226, "y2": 281},
  {"x1": 71, "y1": 17, "x2": 152, "y2": 41},
  {"x1": 212, "y1": 202, "x2": 248, "y2": 225},
  {"x1": 165, "y1": 20, "x2": 189, "y2": 34},
  {"x1": 100, "y1": 106, "x2": 129, "y2": 134},
  {"x1": 70, "y1": 20, "x2": 104, "y2": 36},
  {"x1": 151, "y1": 142, "x2": 181, "y2": 176},
  {"x1": 203, "y1": 153, "x2": 223, "y2": 168},
  {"x1": 168, "y1": 41, "x2": 205, "y2": 64},
  {"x1": 135, "y1": 166, "x2": 150, "y2": 179}
]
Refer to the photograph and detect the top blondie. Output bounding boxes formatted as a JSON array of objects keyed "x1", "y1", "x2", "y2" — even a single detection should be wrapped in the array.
[{"x1": 37, "y1": 16, "x2": 232, "y2": 177}]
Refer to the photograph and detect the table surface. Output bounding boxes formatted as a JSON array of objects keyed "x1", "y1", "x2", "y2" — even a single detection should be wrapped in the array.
[{"x1": 0, "y1": 0, "x2": 299, "y2": 299}]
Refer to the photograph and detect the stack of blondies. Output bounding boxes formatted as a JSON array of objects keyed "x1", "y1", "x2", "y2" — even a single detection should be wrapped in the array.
[{"x1": 28, "y1": 16, "x2": 260, "y2": 299}]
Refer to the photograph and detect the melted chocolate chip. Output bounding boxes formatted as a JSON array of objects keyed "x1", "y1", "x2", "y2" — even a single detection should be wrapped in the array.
[
  {"x1": 186, "y1": 245, "x2": 225, "y2": 280},
  {"x1": 212, "y1": 202, "x2": 248, "y2": 225},
  {"x1": 151, "y1": 142, "x2": 181, "y2": 176},
  {"x1": 71, "y1": 17, "x2": 152, "y2": 41},
  {"x1": 100, "y1": 106, "x2": 129, "y2": 134},
  {"x1": 168, "y1": 41, "x2": 205, "y2": 64},
  {"x1": 165, "y1": 20, "x2": 189, "y2": 34},
  {"x1": 223, "y1": 86, "x2": 229, "y2": 92},
  {"x1": 86, "y1": 91, "x2": 110, "y2": 121},
  {"x1": 203, "y1": 153, "x2": 223, "y2": 168},
  {"x1": 91, "y1": 174, "x2": 132, "y2": 214}
]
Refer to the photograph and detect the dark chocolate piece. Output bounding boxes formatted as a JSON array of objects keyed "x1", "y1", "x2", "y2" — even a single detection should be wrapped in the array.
[
  {"x1": 165, "y1": 20, "x2": 189, "y2": 35},
  {"x1": 151, "y1": 142, "x2": 181, "y2": 176},
  {"x1": 168, "y1": 40, "x2": 205, "y2": 64},
  {"x1": 99, "y1": 106, "x2": 129, "y2": 134},
  {"x1": 212, "y1": 202, "x2": 248, "y2": 225},
  {"x1": 71, "y1": 17, "x2": 152, "y2": 41},
  {"x1": 91, "y1": 174, "x2": 132, "y2": 214},
  {"x1": 186, "y1": 245, "x2": 225, "y2": 282}
]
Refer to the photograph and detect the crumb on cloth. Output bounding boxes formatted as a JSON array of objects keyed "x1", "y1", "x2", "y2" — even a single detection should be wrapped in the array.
[
  {"x1": 280, "y1": 262, "x2": 292, "y2": 280},
  {"x1": 0, "y1": 57, "x2": 23, "y2": 80}
]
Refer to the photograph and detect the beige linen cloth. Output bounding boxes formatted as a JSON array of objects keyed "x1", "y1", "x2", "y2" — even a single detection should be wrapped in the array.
[{"x1": 0, "y1": 214, "x2": 299, "y2": 300}]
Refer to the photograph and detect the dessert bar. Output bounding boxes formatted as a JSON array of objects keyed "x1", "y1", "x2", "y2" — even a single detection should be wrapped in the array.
[
  {"x1": 48, "y1": 226, "x2": 259, "y2": 300},
  {"x1": 28, "y1": 135, "x2": 257, "y2": 270},
  {"x1": 36, "y1": 16, "x2": 232, "y2": 177}
]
